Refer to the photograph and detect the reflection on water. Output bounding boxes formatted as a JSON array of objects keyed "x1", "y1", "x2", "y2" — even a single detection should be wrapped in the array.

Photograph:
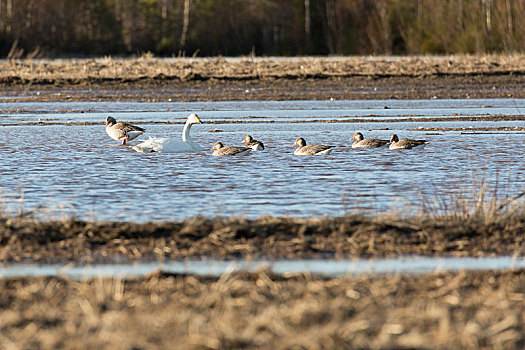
[
  {"x1": 1, "y1": 256, "x2": 524, "y2": 279},
  {"x1": 0, "y1": 99, "x2": 524, "y2": 222}
]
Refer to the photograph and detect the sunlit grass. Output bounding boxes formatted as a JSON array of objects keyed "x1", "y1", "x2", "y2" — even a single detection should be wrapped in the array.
[{"x1": 1, "y1": 55, "x2": 525, "y2": 82}]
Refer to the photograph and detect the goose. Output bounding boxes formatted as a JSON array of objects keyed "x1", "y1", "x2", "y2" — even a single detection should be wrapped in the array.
[
  {"x1": 130, "y1": 113, "x2": 202, "y2": 153},
  {"x1": 350, "y1": 132, "x2": 389, "y2": 148},
  {"x1": 242, "y1": 135, "x2": 265, "y2": 150},
  {"x1": 211, "y1": 142, "x2": 252, "y2": 156},
  {"x1": 105, "y1": 116, "x2": 145, "y2": 145},
  {"x1": 292, "y1": 137, "x2": 332, "y2": 156},
  {"x1": 389, "y1": 134, "x2": 428, "y2": 150}
]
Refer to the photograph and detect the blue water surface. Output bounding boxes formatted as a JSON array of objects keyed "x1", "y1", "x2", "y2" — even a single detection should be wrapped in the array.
[{"x1": 0, "y1": 98, "x2": 524, "y2": 222}]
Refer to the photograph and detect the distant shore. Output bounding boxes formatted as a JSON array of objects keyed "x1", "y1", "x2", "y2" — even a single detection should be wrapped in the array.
[{"x1": 1, "y1": 55, "x2": 524, "y2": 101}]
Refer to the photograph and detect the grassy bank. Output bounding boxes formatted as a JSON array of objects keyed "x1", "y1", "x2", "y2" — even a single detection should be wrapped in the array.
[
  {"x1": 1, "y1": 199, "x2": 524, "y2": 263},
  {"x1": 2, "y1": 55, "x2": 524, "y2": 83},
  {"x1": 1, "y1": 270, "x2": 524, "y2": 349},
  {"x1": 2, "y1": 55, "x2": 524, "y2": 102}
]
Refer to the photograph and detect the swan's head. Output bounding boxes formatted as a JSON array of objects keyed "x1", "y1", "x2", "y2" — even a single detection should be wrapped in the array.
[
  {"x1": 351, "y1": 132, "x2": 364, "y2": 141},
  {"x1": 293, "y1": 137, "x2": 306, "y2": 147},
  {"x1": 390, "y1": 134, "x2": 399, "y2": 143},
  {"x1": 211, "y1": 142, "x2": 224, "y2": 151},
  {"x1": 187, "y1": 113, "x2": 202, "y2": 124},
  {"x1": 106, "y1": 116, "x2": 117, "y2": 126},
  {"x1": 242, "y1": 135, "x2": 253, "y2": 144}
]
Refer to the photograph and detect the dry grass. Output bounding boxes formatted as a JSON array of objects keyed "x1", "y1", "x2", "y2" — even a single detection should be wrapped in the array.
[
  {"x1": 1, "y1": 55, "x2": 524, "y2": 83},
  {"x1": 0, "y1": 270, "x2": 524, "y2": 349},
  {"x1": 1, "y1": 200, "x2": 524, "y2": 263},
  {"x1": 1, "y1": 56, "x2": 524, "y2": 102}
]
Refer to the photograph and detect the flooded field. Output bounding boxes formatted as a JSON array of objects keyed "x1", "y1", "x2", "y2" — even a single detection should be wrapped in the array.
[
  {"x1": 1, "y1": 58, "x2": 525, "y2": 349},
  {"x1": 0, "y1": 98, "x2": 524, "y2": 222}
]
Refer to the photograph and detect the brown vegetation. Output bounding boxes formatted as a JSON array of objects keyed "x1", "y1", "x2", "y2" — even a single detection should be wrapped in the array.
[
  {"x1": 1, "y1": 56, "x2": 525, "y2": 102},
  {"x1": 1, "y1": 203, "x2": 524, "y2": 263},
  {"x1": 2, "y1": 55, "x2": 524, "y2": 82},
  {"x1": 1, "y1": 270, "x2": 524, "y2": 349}
]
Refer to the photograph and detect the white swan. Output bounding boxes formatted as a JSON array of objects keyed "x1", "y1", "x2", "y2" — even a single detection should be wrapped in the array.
[{"x1": 131, "y1": 113, "x2": 202, "y2": 153}]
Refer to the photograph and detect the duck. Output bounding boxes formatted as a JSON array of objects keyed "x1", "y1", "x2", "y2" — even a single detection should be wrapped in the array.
[
  {"x1": 105, "y1": 116, "x2": 145, "y2": 145},
  {"x1": 242, "y1": 135, "x2": 265, "y2": 150},
  {"x1": 389, "y1": 134, "x2": 428, "y2": 150},
  {"x1": 350, "y1": 132, "x2": 389, "y2": 148},
  {"x1": 211, "y1": 142, "x2": 252, "y2": 156},
  {"x1": 292, "y1": 137, "x2": 333, "y2": 156},
  {"x1": 130, "y1": 113, "x2": 202, "y2": 153}
]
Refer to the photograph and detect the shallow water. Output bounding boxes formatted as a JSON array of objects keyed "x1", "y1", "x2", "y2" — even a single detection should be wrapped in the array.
[
  {"x1": 1, "y1": 256, "x2": 524, "y2": 278},
  {"x1": 0, "y1": 98, "x2": 524, "y2": 222}
]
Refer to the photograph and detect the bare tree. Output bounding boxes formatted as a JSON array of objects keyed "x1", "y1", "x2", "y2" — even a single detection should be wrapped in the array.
[
  {"x1": 180, "y1": 0, "x2": 191, "y2": 47},
  {"x1": 481, "y1": 0, "x2": 492, "y2": 32},
  {"x1": 374, "y1": 0, "x2": 391, "y2": 54},
  {"x1": 505, "y1": 0, "x2": 512, "y2": 32},
  {"x1": 305, "y1": 0, "x2": 310, "y2": 39}
]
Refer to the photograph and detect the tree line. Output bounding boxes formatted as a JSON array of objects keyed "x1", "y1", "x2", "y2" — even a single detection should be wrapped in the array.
[{"x1": 0, "y1": 0, "x2": 523, "y2": 58}]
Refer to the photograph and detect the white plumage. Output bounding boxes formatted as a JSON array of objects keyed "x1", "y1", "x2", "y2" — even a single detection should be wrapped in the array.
[{"x1": 131, "y1": 113, "x2": 202, "y2": 153}]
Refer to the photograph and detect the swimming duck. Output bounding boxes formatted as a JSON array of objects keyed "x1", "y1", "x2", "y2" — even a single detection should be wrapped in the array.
[
  {"x1": 211, "y1": 142, "x2": 252, "y2": 156},
  {"x1": 242, "y1": 135, "x2": 265, "y2": 150},
  {"x1": 292, "y1": 137, "x2": 333, "y2": 156},
  {"x1": 105, "y1": 116, "x2": 145, "y2": 145},
  {"x1": 389, "y1": 134, "x2": 428, "y2": 150},
  {"x1": 130, "y1": 113, "x2": 202, "y2": 153},
  {"x1": 350, "y1": 132, "x2": 389, "y2": 148}
]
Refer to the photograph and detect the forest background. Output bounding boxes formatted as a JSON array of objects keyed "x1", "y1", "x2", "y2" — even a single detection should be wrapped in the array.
[{"x1": 0, "y1": 0, "x2": 523, "y2": 58}]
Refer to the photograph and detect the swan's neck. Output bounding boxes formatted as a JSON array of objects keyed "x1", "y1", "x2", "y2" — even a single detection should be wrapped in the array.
[{"x1": 182, "y1": 122, "x2": 192, "y2": 142}]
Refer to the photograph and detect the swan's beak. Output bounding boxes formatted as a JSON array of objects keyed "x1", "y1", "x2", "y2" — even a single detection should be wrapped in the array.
[
  {"x1": 195, "y1": 116, "x2": 202, "y2": 123},
  {"x1": 350, "y1": 136, "x2": 355, "y2": 140}
]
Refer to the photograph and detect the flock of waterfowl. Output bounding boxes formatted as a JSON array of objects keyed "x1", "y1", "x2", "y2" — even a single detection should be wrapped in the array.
[{"x1": 105, "y1": 113, "x2": 429, "y2": 156}]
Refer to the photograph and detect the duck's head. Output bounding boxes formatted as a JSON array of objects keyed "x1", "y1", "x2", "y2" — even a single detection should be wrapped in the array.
[
  {"x1": 351, "y1": 132, "x2": 363, "y2": 141},
  {"x1": 211, "y1": 142, "x2": 224, "y2": 151},
  {"x1": 242, "y1": 135, "x2": 253, "y2": 144},
  {"x1": 390, "y1": 134, "x2": 399, "y2": 142},
  {"x1": 293, "y1": 137, "x2": 306, "y2": 147},
  {"x1": 106, "y1": 116, "x2": 117, "y2": 126},
  {"x1": 188, "y1": 113, "x2": 202, "y2": 124}
]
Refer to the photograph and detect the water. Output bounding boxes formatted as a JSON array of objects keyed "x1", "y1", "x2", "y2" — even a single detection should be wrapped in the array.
[
  {"x1": 0, "y1": 98, "x2": 524, "y2": 222},
  {"x1": 1, "y1": 256, "x2": 524, "y2": 279}
]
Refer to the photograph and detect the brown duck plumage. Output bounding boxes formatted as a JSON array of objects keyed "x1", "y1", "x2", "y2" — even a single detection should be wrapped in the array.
[
  {"x1": 389, "y1": 134, "x2": 428, "y2": 150},
  {"x1": 292, "y1": 137, "x2": 333, "y2": 156},
  {"x1": 211, "y1": 142, "x2": 252, "y2": 156},
  {"x1": 350, "y1": 132, "x2": 390, "y2": 148},
  {"x1": 105, "y1": 116, "x2": 145, "y2": 145}
]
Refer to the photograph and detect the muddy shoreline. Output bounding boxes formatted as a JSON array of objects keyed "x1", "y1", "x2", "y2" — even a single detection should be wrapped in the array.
[
  {"x1": 1, "y1": 56, "x2": 525, "y2": 101},
  {"x1": 1, "y1": 213, "x2": 524, "y2": 264},
  {"x1": 1, "y1": 270, "x2": 524, "y2": 349}
]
